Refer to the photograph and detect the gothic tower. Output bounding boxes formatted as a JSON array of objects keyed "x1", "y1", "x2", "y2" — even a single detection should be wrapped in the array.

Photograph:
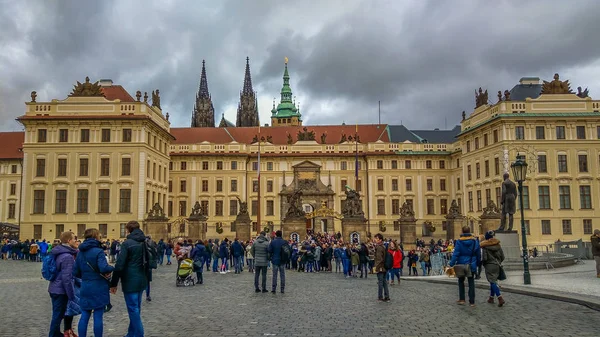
[
  {"x1": 236, "y1": 57, "x2": 259, "y2": 127},
  {"x1": 191, "y1": 60, "x2": 215, "y2": 127}
]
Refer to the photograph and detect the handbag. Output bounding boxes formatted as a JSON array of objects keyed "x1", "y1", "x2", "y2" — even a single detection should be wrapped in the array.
[
  {"x1": 498, "y1": 265, "x2": 507, "y2": 281},
  {"x1": 85, "y1": 253, "x2": 112, "y2": 282},
  {"x1": 453, "y1": 240, "x2": 476, "y2": 278},
  {"x1": 193, "y1": 260, "x2": 203, "y2": 271}
]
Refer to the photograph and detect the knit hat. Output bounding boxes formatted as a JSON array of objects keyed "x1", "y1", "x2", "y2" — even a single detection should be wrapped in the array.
[
  {"x1": 594, "y1": 229, "x2": 600, "y2": 236},
  {"x1": 484, "y1": 230, "x2": 495, "y2": 240}
]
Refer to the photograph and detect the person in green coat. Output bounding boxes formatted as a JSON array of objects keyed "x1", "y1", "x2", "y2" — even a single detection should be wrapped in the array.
[{"x1": 110, "y1": 221, "x2": 148, "y2": 337}]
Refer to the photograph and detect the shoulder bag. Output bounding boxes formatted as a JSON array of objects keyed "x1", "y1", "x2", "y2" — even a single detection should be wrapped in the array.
[{"x1": 453, "y1": 241, "x2": 476, "y2": 278}]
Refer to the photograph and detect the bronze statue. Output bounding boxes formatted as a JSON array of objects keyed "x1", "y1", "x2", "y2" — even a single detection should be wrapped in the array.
[
  {"x1": 166, "y1": 112, "x2": 170, "y2": 121},
  {"x1": 152, "y1": 89, "x2": 161, "y2": 109},
  {"x1": 287, "y1": 133, "x2": 293, "y2": 145},
  {"x1": 136, "y1": 91, "x2": 141, "y2": 101},
  {"x1": 475, "y1": 87, "x2": 488, "y2": 108},
  {"x1": 447, "y1": 199, "x2": 462, "y2": 219},
  {"x1": 339, "y1": 132, "x2": 347, "y2": 143},
  {"x1": 497, "y1": 173, "x2": 517, "y2": 231},
  {"x1": 497, "y1": 90, "x2": 502, "y2": 102},
  {"x1": 266, "y1": 135, "x2": 273, "y2": 143},
  {"x1": 503, "y1": 90, "x2": 511, "y2": 101},
  {"x1": 297, "y1": 127, "x2": 316, "y2": 141},
  {"x1": 235, "y1": 196, "x2": 249, "y2": 215},
  {"x1": 252, "y1": 135, "x2": 259, "y2": 143},
  {"x1": 31, "y1": 91, "x2": 37, "y2": 103},
  {"x1": 69, "y1": 77, "x2": 105, "y2": 97},
  {"x1": 461, "y1": 111, "x2": 466, "y2": 121},
  {"x1": 541, "y1": 73, "x2": 572, "y2": 94},
  {"x1": 576, "y1": 86, "x2": 589, "y2": 98},
  {"x1": 342, "y1": 186, "x2": 364, "y2": 218},
  {"x1": 320, "y1": 132, "x2": 327, "y2": 144},
  {"x1": 144, "y1": 92, "x2": 148, "y2": 103}
]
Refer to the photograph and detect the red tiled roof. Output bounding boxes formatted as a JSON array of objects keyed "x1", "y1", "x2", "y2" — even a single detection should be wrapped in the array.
[
  {"x1": 171, "y1": 125, "x2": 389, "y2": 145},
  {"x1": 0, "y1": 132, "x2": 24, "y2": 159},
  {"x1": 101, "y1": 85, "x2": 135, "y2": 102}
]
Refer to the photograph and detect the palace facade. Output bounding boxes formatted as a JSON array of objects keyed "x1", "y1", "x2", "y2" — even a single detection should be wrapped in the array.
[{"x1": 1, "y1": 64, "x2": 598, "y2": 246}]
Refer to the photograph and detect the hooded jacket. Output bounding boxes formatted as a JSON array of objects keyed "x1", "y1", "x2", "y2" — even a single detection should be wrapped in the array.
[
  {"x1": 449, "y1": 234, "x2": 481, "y2": 272},
  {"x1": 73, "y1": 238, "x2": 114, "y2": 310},
  {"x1": 231, "y1": 240, "x2": 244, "y2": 258},
  {"x1": 219, "y1": 241, "x2": 229, "y2": 259},
  {"x1": 480, "y1": 238, "x2": 505, "y2": 283},
  {"x1": 251, "y1": 235, "x2": 269, "y2": 267},
  {"x1": 268, "y1": 236, "x2": 287, "y2": 266},
  {"x1": 591, "y1": 234, "x2": 600, "y2": 257},
  {"x1": 47, "y1": 244, "x2": 77, "y2": 299},
  {"x1": 110, "y1": 228, "x2": 148, "y2": 293}
]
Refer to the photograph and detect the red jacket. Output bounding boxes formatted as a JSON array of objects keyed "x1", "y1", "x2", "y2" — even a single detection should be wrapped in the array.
[{"x1": 388, "y1": 249, "x2": 403, "y2": 269}]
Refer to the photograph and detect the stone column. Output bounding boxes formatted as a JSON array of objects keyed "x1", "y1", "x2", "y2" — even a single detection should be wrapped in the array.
[
  {"x1": 398, "y1": 219, "x2": 417, "y2": 250},
  {"x1": 235, "y1": 212, "x2": 252, "y2": 242},
  {"x1": 445, "y1": 199, "x2": 465, "y2": 241},
  {"x1": 282, "y1": 217, "x2": 308, "y2": 240},
  {"x1": 341, "y1": 216, "x2": 368, "y2": 243},
  {"x1": 188, "y1": 214, "x2": 208, "y2": 242},
  {"x1": 143, "y1": 202, "x2": 169, "y2": 241}
]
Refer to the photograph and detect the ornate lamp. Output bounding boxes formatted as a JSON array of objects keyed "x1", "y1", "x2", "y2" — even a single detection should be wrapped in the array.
[
  {"x1": 510, "y1": 154, "x2": 528, "y2": 182},
  {"x1": 511, "y1": 154, "x2": 531, "y2": 285}
]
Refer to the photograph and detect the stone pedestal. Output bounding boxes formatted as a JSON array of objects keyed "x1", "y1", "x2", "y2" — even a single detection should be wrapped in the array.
[
  {"x1": 495, "y1": 231, "x2": 520, "y2": 262},
  {"x1": 480, "y1": 218, "x2": 501, "y2": 236},
  {"x1": 480, "y1": 201, "x2": 502, "y2": 237},
  {"x1": 341, "y1": 216, "x2": 367, "y2": 243},
  {"x1": 399, "y1": 220, "x2": 417, "y2": 250},
  {"x1": 282, "y1": 217, "x2": 308, "y2": 240},
  {"x1": 143, "y1": 220, "x2": 168, "y2": 241},
  {"x1": 235, "y1": 213, "x2": 252, "y2": 242},
  {"x1": 187, "y1": 220, "x2": 207, "y2": 242},
  {"x1": 446, "y1": 217, "x2": 467, "y2": 241}
]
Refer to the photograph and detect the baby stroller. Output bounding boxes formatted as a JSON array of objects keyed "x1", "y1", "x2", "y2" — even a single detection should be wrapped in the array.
[{"x1": 176, "y1": 258, "x2": 195, "y2": 287}]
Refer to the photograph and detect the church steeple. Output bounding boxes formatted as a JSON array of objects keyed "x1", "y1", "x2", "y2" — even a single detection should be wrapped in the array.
[
  {"x1": 191, "y1": 60, "x2": 215, "y2": 127},
  {"x1": 236, "y1": 57, "x2": 259, "y2": 127},
  {"x1": 271, "y1": 57, "x2": 302, "y2": 127}
]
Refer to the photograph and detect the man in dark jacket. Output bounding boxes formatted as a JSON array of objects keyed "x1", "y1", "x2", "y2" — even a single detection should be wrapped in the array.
[
  {"x1": 231, "y1": 238, "x2": 244, "y2": 274},
  {"x1": 251, "y1": 232, "x2": 269, "y2": 293},
  {"x1": 268, "y1": 230, "x2": 288, "y2": 293},
  {"x1": 374, "y1": 233, "x2": 390, "y2": 302},
  {"x1": 48, "y1": 231, "x2": 78, "y2": 337},
  {"x1": 592, "y1": 229, "x2": 600, "y2": 278},
  {"x1": 219, "y1": 239, "x2": 230, "y2": 273},
  {"x1": 157, "y1": 239, "x2": 166, "y2": 266},
  {"x1": 110, "y1": 221, "x2": 148, "y2": 337},
  {"x1": 449, "y1": 226, "x2": 481, "y2": 306}
]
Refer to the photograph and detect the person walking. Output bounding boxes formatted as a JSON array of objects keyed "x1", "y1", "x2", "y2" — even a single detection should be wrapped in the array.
[
  {"x1": 190, "y1": 240, "x2": 206, "y2": 284},
  {"x1": 374, "y1": 233, "x2": 390, "y2": 302},
  {"x1": 449, "y1": 226, "x2": 481, "y2": 307},
  {"x1": 591, "y1": 229, "x2": 600, "y2": 278},
  {"x1": 251, "y1": 232, "x2": 269, "y2": 293},
  {"x1": 219, "y1": 238, "x2": 230, "y2": 273},
  {"x1": 165, "y1": 241, "x2": 173, "y2": 265},
  {"x1": 268, "y1": 230, "x2": 288, "y2": 294},
  {"x1": 157, "y1": 239, "x2": 166, "y2": 266},
  {"x1": 212, "y1": 239, "x2": 220, "y2": 272},
  {"x1": 73, "y1": 229, "x2": 114, "y2": 337},
  {"x1": 47, "y1": 232, "x2": 78, "y2": 337},
  {"x1": 387, "y1": 241, "x2": 402, "y2": 285},
  {"x1": 110, "y1": 221, "x2": 149, "y2": 337},
  {"x1": 232, "y1": 238, "x2": 244, "y2": 274},
  {"x1": 481, "y1": 230, "x2": 506, "y2": 307},
  {"x1": 246, "y1": 241, "x2": 255, "y2": 273},
  {"x1": 205, "y1": 239, "x2": 213, "y2": 272}
]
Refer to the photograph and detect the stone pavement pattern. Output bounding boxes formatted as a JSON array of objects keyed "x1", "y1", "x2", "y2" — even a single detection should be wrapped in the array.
[{"x1": 0, "y1": 260, "x2": 598, "y2": 337}]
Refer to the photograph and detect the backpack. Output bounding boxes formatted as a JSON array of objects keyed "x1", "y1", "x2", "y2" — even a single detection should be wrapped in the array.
[
  {"x1": 30, "y1": 244, "x2": 38, "y2": 255},
  {"x1": 384, "y1": 250, "x2": 393, "y2": 271},
  {"x1": 41, "y1": 254, "x2": 58, "y2": 281},
  {"x1": 280, "y1": 243, "x2": 291, "y2": 264},
  {"x1": 143, "y1": 239, "x2": 158, "y2": 270}
]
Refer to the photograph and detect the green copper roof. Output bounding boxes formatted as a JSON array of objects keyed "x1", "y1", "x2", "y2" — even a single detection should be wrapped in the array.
[{"x1": 273, "y1": 62, "x2": 301, "y2": 119}]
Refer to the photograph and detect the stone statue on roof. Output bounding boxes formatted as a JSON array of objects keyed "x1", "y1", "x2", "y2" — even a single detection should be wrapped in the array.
[
  {"x1": 475, "y1": 87, "x2": 488, "y2": 108},
  {"x1": 320, "y1": 132, "x2": 327, "y2": 144},
  {"x1": 152, "y1": 89, "x2": 161, "y2": 109},
  {"x1": 576, "y1": 86, "x2": 589, "y2": 98},
  {"x1": 541, "y1": 73, "x2": 572, "y2": 94},
  {"x1": 504, "y1": 90, "x2": 511, "y2": 101},
  {"x1": 70, "y1": 77, "x2": 104, "y2": 97},
  {"x1": 297, "y1": 127, "x2": 316, "y2": 141}
]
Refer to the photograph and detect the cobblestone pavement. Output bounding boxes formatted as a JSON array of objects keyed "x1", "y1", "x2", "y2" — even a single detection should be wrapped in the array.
[{"x1": 0, "y1": 260, "x2": 598, "y2": 337}]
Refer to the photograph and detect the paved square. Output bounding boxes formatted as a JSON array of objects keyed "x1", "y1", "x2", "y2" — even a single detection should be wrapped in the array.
[{"x1": 0, "y1": 260, "x2": 598, "y2": 337}]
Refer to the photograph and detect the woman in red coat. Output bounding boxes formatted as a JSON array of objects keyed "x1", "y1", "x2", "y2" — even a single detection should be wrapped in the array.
[{"x1": 387, "y1": 241, "x2": 403, "y2": 285}]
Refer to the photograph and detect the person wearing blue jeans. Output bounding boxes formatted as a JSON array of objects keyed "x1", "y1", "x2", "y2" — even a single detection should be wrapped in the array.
[
  {"x1": 49, "y1": 294, "x2": 69, "y2": 337},
  {"x1": 123, "y1": 291, "x2": 144, "y2": 336},
  {"x1": 268, "y1": 231, "x2": 288, "y2": 293}
]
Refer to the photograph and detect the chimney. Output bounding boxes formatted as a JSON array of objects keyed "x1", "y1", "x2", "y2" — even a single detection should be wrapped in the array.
[
  {"x1": 519, "y1": 77, "x2": 540, "y2": 85},
  {"x1": 99, "y1": 79, "x2": 113, "y2": 87}
]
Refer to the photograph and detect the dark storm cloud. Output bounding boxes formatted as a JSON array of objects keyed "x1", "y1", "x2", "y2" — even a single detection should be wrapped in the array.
[{"x1": 1, "y1": 0, "x2": 599, "y2": 131}]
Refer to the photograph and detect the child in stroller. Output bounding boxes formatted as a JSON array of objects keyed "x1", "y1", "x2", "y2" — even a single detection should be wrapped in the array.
[{"x1": 176, "y1": 258, "x2": 195, "y2": 287}]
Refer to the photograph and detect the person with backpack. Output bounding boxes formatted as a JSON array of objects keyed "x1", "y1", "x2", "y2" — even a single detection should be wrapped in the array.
[
  {"x1": 157, "y1": 239, "x2": 166, "y2": 266},
  {"x1": 47, "y1": 231, "x2": 78, "y2": 337},
  {"x1": 211, "y1": 239, "x2": 220, "y2": 272},
  {"x1": 387, "y1": 241, "x2": 403, "y2": 285},
  {"x1": 190, "y1": 240, "x2": 206, "y2": 284},
  {"x1": 30, "y1": 240, "x2": 39, "y2": 262},
  {"x1": 205, "y1": 239, "x2": 213, "y2": 272},
  {"x1": 251, "y1": 232, "x2": 269, "y2": 293},
  {"x1": 374, "y1": 233, "x2": 390, "y2": 302},
  {"x1": 73, "y1": 228, "x2": 114, "y2": 337},
  {"x1": 144, "y1": 236, "x2": 158, "y2": 302},
  {"x1": 231, "y1": 238, "x2": 244, "y2": 274},
  {"x1": 268, "y1": 230, "x2": 289, "y2": 294},
  {"x1": 165, "y1": 241, "x2": 173, "y2": 265},
  {"x1": 109, "y1": 221, "x2": 149, "y2": 337}
]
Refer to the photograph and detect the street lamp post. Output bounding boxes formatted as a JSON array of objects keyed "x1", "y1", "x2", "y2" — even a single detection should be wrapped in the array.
[{"x1": 511, "y1": 154, "x2": 531, "y2": 285}]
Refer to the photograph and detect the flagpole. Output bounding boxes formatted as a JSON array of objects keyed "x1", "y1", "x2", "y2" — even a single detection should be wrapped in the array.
[{"x1": 257, "y1": 125, "x2": 261, "y2": 235}]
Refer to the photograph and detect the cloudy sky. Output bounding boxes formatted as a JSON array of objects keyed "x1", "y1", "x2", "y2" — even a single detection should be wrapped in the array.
[{"x1": 1, "y1": 0, "x2": 600, "y2": 131}]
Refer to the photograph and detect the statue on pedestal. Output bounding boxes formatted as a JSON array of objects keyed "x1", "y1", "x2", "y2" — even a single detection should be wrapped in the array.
[
  {"x1": 342, "y1": 186, "x2": 364, "y2": 218},
  {"x1": 189, "y1": 201, "x2": 206, "y2": 220},
  {"x1": 285, "y1": 190, "x2": 305, "y2": 219},
  {"x1": 497, "y1": 173, "x2": 517, "y2": 231},
  {"x1": 399, "y1": 201, "x2": 415, "y2": 221},
  {"x1": 147, "y1": 203, "x2": 167, "y2": 220}
]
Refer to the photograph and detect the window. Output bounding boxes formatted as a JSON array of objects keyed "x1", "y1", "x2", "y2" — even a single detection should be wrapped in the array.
[
  {"x1": 100, "y1": 158, "x2": 110, "y2": 176},
  {"x1": 494, "y1": 157, "x2": 500, "y2": 175},
  {"x1": 578, "y1": 154, "x2": 588, "y2": 172},
  {"x1": 229, "y1": 200, "x2": 238, "y2": 216},
  {"x1": 98, "y1": 189, "x2": 110, "y2": 213},
  {"x1": 202, "y1": 161, "x2": 209, "y2": 170},
  {"x1": 598, "y1": 126, "x2": 600, "y2": 139},
  {"x1": 181, "y1": 162, "x2": 187, "y2": 170},
  {"x1": 252, "y1": 180, "x2": 258, "y2": 192},
  {"x1": 559, "y1": 186, "x2": 571, "y2": 209},
  {"x1": 59, "y1": 129, "x2": 68, "y2": 142},
  {"x1": 535, "y1": 126, "x2": 545, "y2": 140},
  {"x1": 169, "y1": 162, "x2": 173, "y2": 170},
  {"x1": 423, "y1": 160, "x2": 431, "y2": 169},
  {"x1": 356, "y1": 180, "x2": 362, "y2": 192},
  {"x1": 231, "y1": 161, "x2": 237, "y2": 170},
  {"x1": 341, "y1": 161, "x2": 347, "y2": 170},
  {"x1": 558, "y1": 154, "x2": 568, "y2": 172},
  {"x1": 33, "y1": 190, "x2": 45, "y2": 214},
  {"x1": 179, "y1": 201, "x2": 187, "y2": 216},
  {"x1": 375, "y1": 160, "x2": 383, "y2": 169},
  {"x1": 122, "y1": 128, "x2": 132, "y2": 142},
  {"x1": 391, "y1": 179, "x2": 398, "y2": 191},
  {"x1": 580, "y1": 185, "x2": 592, "y2": 209},
  {"x1": 485, "y1": 188, "x2": 492, "y2": 205},
  {"x1": 168, "y1": 181, "x2": 173, "y2": 193},
  {"x1": 562, "y1": 220, "x2": 572, "y2": 235},
  {"x1": 493, "y1": 130, "x2": 498, "y2": 143},
  {"x1": 426, "y1": 179, "x2": 433, "y2": 191},
  {"x1": 57, "y1": 158, "x2": 67, "y2": 177},
  {"x1": 38, "y1": 129, "x2": 47, "y2": 143},
  {"x1": 576, "y1": 126, "x2": 586, "y2": 139},
  {"x1": 267, "y1": 180, "x2": 273, "y2": 193},
  {"x1": 474, "y1": 137, "x2": 479, "y2": 150},
  {"x1": 515, "y1": 126, "x2": 524, "y2": 140},
  {"x1": 477, "y1": 190, "x2": 482, "y2": 211},
  {"x1": 521, "y1": 186, "x2": 530, "y2": 209},
  {"x1": 426, "y1": 199, "x2": 434, "y2": 215},
  {"x1": 378, "y1": 179, "x2": 384, "y2": 191},
  {"x1": 119, "y1": 189, "x2": 131, "y2": 213},
  {"x1": 251, "y1": 200, "x2": 258, "y2": 215},
  {"x1": 252, "y1": 162, "x2": 258, "y2": 171},
  {"x1": 267, "y1": 162, "x2": 273, "y2": 171},
  {"x1": 391, "y1": 160, "x2": 397, "y2": 169},
  {"x1": 583, "y1": 219, "x2": 593, "y2": 235},
  {"x1": 466, "y1": 141, "x2": 470, "y2": 152},
  {"x1": 439, "y1": 160, "x2": 445, "y2": 169},
  {"x1": 457, "y1": 177, "x2": 461, "y2": 190},
  {"x1": 201, "y1": 180, "x2": 208, "y2": 192},
  {"x1": 231, "y1": 179, "x2": 238, "y2": 192},
  {"x1": 405, "y1": 160, "x2": 411, "y2": 169},
  {"x1": 80, "y1": 129, "x2": 90, "y2": 142},
  {"x1": 467, "y1": 165, "x2": 472, "y2": 180},
  {"x1": 11, "y1": 165, "x2": 17, "y2": 174},
  {"x1": 538, "y1": 186, "x2": 550, "y2": 209},
  {"x1": 377, "y1": 199, "x2": 386, "y2": 215},
  {"x1": 121, "y1": 158, "x2": 131, "y2": 176},
  {"x1": 10, "y1": 183, "x2": 16, "y2": 195},
  {"x1": 541, "y1": 220, "x2": 551, "y2": 235},
  {"x1": 101, "y1": 129, "x2": 111, "y2": 142},
  {"x1": 556, "y1": 126, "x2": 565, "y2": 139},
  {"x1": 217, "y1": 161, "x2": 223, "y2": 170},
  {"x1": 55, "y1": 190, "x2": 67, "y2": 213},
  {"x1": 468, "y1": 191, "x2": 473, "y2": 212},
  {"x1": 36, "y1": 159, "x2": 45, "y2": 177},
  {"x1": 392, "y1": 199, "x2": 400, "y2": 215},
  {"x1": 77, "y1": 224, "x2": 86, "y2": 238},
  {"x1": 475, "y1": 163, "x2": 480, "y2": 179},
  {"x1": 495, "y1": 187, "x2": 502, "y2": 208},
  {"x1": 440, "y1": 199, "x2": 447, "y2": 214},
  {"x1": 483, "y1": 134, "x2": 488, "y2": 146},
  {"x1": 405, "y1": 179, "x2": 412, "y2": 191},
  {"x1": 538, "y1": 155, "x2": 547, "y2": 173},
  {"x1": 77, "y1": 189, "x2": 88, "y2": 213},
  {"x1": 54, "y1": 224, "x2": 64, "y2": 239},
  {"x1": 266, "y1": 200, "x2": 274, "y2": 216},
  {"x1": 181, "y1": 180, "x2": 188, "y2": 193},
  {"x1": 215, "y1": 200, "x2": 223, "y2": 216},
  {"x1": 457, "y1": 159, "x2": 460, "y2": 167},
  {"x1": 440, "y1": 179, "x2": 446, "y2": 191},
  {"x1": 99, "y1": 224, "x2": 107, "y2": 238},
  {"x1": 341, "y1": 179, "x2": 347, "y2": 190},
  {"x1": 216, "y1": 180, "x2": 223, "y2": 192}
]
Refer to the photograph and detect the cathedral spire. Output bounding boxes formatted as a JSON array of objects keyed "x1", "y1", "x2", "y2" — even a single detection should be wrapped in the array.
[
  {"x1": 242, "y1": 56, "x2": 254, "y2": 95},
  {"x1": 236, "y1": 57, "x2": 259, "y2": 127},
  {"x1": 191, "y1": 60, "x2": 215, "y2": 127}
]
